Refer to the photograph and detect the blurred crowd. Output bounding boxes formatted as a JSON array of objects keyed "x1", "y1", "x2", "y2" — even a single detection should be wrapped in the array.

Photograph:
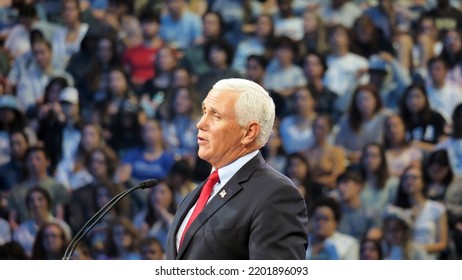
[{"x1": 0, "y1": 0, "x2": 462, "y2": 260}]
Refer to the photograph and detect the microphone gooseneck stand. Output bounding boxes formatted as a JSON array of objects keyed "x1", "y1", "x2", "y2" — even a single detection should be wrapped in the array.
[{"x1": 62, "y1": 179, "x2": 158, "y2": 260}]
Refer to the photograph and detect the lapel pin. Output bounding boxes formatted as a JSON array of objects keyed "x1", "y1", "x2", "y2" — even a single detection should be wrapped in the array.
[{"x1": 219, "y1": 190, "x2": 227, "y2": 198}]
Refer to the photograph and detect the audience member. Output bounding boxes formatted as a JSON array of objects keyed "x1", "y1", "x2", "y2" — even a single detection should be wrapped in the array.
[
  {"x1": 359, "y1": 143, "x2": 399, "y2": 221},
  {"x1": 116, "y1": 119, "x2": 176, "y2": 185},
  {"x1": 0, "y1": 130, "x2": 29, "y2": 195},
  {"x1": 51, "y1": 0, "x2": 89, "y2": 70},
  {"x1": 434, "y1": 104, "x2": 462, "y2": 177},
  {"x1": 68, "y1": 146, "x2": 129, "y2": 234},
  {"x1": 140, "y1": 46, "x2": 179, "y2": 118},
  {"x1": 181, "y1": 11, "x2": 225, "y2": 79},
  {"x1": 102, "y1": 217, "x2": 141, "y2": 260},
  {"x1": 196, "y1": 38, "x2": 241, "y2": 100},
  {"x1": 284, "y1": 153, "x2": 325, "y2": 207},
  {"x1": 133, "y1": 181, "x2": 176, "y2": 249},
  {"x1": 383, "y1": 114, "x2": 424, "y2": 177},
  {"x1": 399, "y1": 82, "x2": 448, "y2": 153},
  {"x1": 263, "y1": 126, "x2": 288, "y2": 175},
  {"x1": 158, "y1": 0, "x2": 203, "y2": 51},
  {"x1": 394, "y1": 165, "x2": 449, "y2": 259},
  {"x1": 0, "y1": 95, "x2": 36, "y2": 165},
  {"x1": 160, "y1": 86, "x2": 200, "y2": 164},
  {"x1": 13, "y1": 186, "x2": 71, "y2": 257},
  {"x1": 272, "y1": 0, "x2": 304, "y2": 42},
  {"x1": 335, "y1": 170, "x2": 378, "y2": 241},
  {"x1": 8, "y1": 146, "x2": 69, "y2": 228},
  {"x1": 306, "y1": 197, "x2": 359, "y2": 260},
  {"x1": 381, "y1": 205, "x2": 429, "y2": 259},
  {"x1": 31, "y1": 221, "x2": 70, "y2": 260},
  {"x1": 323, "y1": 24, "x2": 369, "y2": 113},
  {"x1": 139, "y1": 236, "x2": 165, "y2": 260},
  {"x1": 425, "y1": 56, "x2": 462, "y2": 123},
  {"x1": 232, "y1": 13, "x2": 274, "y2": 75},
  {"x1": 263, "y1": 36, "x2": 306, "y2": 101},
  {"x1": 298, "y1": 10, "x2": 328, "y2": 56},
  {"x1": 122, "y1": 7, "x2": 164, "y2": 92},
  {"x1": 37, "y1": 87, "x2": 82, "y2": 175},
  {"x1": 423, "y1": 150, "x2": 462, "y2": 230},
  {"x1": 438, "y1": 29, "x2": 462, "y2": 87},
  {"x1": 303, "y1": 51, "x2": 340, "y2": 122},
  {"x1": 15, "y1": 38, "x2": 74, "y2": 111},
  {"x1": 279, "y1": 87, "x2": 316, "y2": 154},
  {"x1": 316, "y1": 0, "x2": 362, "y2": 29},
  {"x1": 360, "y1": 238, "x2": 383, "y2": 260},
  {"x1": 305, "y1": 115, "x2": 346, "y2": 191},
  {"x1": 55, "y1": 123, "x2": 105, "y2": 191},
  {"x1": 334, "y1": 84, "x2": 391, "y2": 165}
]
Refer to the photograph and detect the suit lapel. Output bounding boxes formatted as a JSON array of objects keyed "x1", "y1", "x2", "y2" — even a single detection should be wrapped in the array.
[
  {"x1": 167, "y1": 182, "x2": 203, "y2": 259},
  {"x1": 176, "y1": 181, "x2": 243, "y2": 258},
  {"x1": 176, "y1": 152, "x2": 266, "y2": 259}
]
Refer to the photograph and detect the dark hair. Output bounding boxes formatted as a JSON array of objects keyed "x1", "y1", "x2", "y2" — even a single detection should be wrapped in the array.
[
  {"x1": 140, "y1": 236, "x2": 165, "y2": 254},
  {"x1": 85, "y1": 146, "x2": 119, "y2": 178},
  {"x1": 0, "y1": 241, "x2": 29, "y2": 260},
  {"x1": 9, "y1": 129, "x2": 29, "y2": 145},
  {"x1": 427, "y1": 55, "x2": 449, "y2": 70},
  {"x1": 25, "y1": 186, "x2": 53, "y2": 212},
  {"x1": 18, "y1": 3, "x2": 37, "y2": 18},
  {"x1": 360, "y1": 238, "x2": 383, "y2": 260},
  {"x1": 360, "y1": 143, "x2": 390, "y2": 190},
  {"x1": 204, "y1": 38, "x2": 235, "y2": 66},
  {"x1": 138, "y1": 7, "x2": 160, "y2": 23},
  {"x1": 105, "y1": 217, "x2": 140, "y2": 258},
  {"x1": 383, "y1": 114, "x2": 409, "y2": 150},
  {"x1": 274, "y1": 35, "x2": 298, "y2": 53},
  {"x1": 202, "y1": 10, "x2": 225, "y2": 35},
  {"x1": 32, "y1": 37, "x2": 52, "y2": 51},
  {"x1": 395, "y1": 165, "x2": 428, "y2": 209},
  {"x1": 31, "y1": 222, "x2": 69, "y2": 260},
  {"x1": 439, "y1": 29, "x2": 462, "y2": 69},
  {"x1": 336, "y1": 169, "x2": 364, "y2": 185},
  {"x1": 309, "y1": 197, "x2": 342, "y2": 223},
  {"x1": 452, "y1": 103, "x2": 462, "y2": 138},
  {"x1": 164, "y1": 86, "x2": 201, "y2": 121},
  {"x1": 43, "y1": 77, "x2": 69, "y2": 104},
  {"x1": 284, "y1": 152, "x2": 311, "y2": 180},
  {"x1": 423, "y1": 149, "x2": 454, "y2": 186},
  {"x1": 348, "y1": 84, "x2": 383, "y2": 133},
  {"x1": 247, "y1": 54, "x2": 269, "y2": 69},
  {"x1": 144, "y1": 181, "x2": 177, "y2": 227},
  {"x1": 399, "y1": 82, "x2": 433, "y2": 129},
  {"x1": 25, "y1": 146, "x2": 50, "y2": 161},
  {"x1": 313, "y1": 114, "x2": 334, "y2": 131},
  {"x1": 303, "y1": 50, "x2": 328, "y2": 74}
]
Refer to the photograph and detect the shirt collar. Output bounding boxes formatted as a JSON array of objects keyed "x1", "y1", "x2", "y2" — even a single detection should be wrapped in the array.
[{"x1": 212, "y1": 150, "x2": 259, "y2": 187}]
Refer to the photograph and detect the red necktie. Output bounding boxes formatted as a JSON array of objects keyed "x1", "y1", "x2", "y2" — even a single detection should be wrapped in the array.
[{"x1": 179, "y1": 170, "x2": 219, "y2": 247}]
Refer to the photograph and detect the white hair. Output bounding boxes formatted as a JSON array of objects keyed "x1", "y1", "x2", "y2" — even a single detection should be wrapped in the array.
[{"x1": 212, "y1": 78, "x2": 275, "y2": 147}]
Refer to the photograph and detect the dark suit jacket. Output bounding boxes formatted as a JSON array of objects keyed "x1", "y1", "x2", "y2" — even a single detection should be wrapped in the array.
[{"x1": 166, "y1": 152, "x2": 309, "y2": 259}]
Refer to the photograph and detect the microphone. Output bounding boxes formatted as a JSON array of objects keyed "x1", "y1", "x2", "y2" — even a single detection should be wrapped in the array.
[{"x1": 62, "y1": 179, "x2": 158, "y2": 260}]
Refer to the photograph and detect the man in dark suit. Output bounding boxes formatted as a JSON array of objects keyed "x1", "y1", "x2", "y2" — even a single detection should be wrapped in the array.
[{"x1": 166, "y1": 78, "x2": 308, "y2": 259}]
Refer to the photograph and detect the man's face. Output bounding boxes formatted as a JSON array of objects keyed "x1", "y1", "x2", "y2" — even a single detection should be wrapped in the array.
[
  {"x1": 32, "y1": 42, "x2": 52, "y2": 70},
  {"x1": 338, "y1": 179, "x2": 360, "y2": 202},
  {"x1": 196, "y1": 88, "x2": 247, "y2": 168},
  {"x1": 27, "y1": 150, "x2": 49, "y2": 175}
]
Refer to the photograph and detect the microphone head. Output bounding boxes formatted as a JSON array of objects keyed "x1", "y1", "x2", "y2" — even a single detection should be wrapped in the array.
[{"x1": 139, "y1": 179, "x2": 158, "y2": 189}]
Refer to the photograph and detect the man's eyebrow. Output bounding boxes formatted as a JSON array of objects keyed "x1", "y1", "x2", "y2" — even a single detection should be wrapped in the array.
[{"x1": 202, "y1": 102, "x2": 218, "y2": 114}]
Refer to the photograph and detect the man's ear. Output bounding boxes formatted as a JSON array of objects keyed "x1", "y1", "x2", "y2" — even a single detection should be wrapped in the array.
[{"x1": 242, "y1": 122, "x2": 260, "y2": 145}]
